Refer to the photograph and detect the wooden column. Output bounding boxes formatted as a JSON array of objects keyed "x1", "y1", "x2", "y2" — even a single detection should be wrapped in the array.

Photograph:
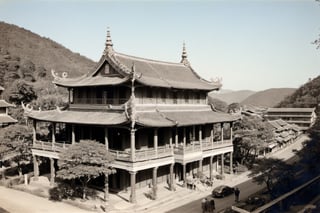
[
  {"x1": 175, "y1": 128, "x2": 178, "y2": 147},
  {"x1": 169, "y1": 163, "x2": 175, "y2": 191},
  {"x1": 192, "y1": 125, "x2": 195, "y2": 140},
  {"x1": 152, "y1": 167, "x2": 158, "y2": 199},
  {"x1": 199, "y1": 125, "x2": 202, "y2": 150},
  {"x1": 104, "y1": 127, "x2": 109, "y2": 150},
  {"x1": 104, "y1": 174, "x2": 109, "y2": 202},
  {"x1": 71, "y1": 124, "x2": 75, "y2": 144},
  {"x1": 209, "y1": 156, "x2": 213, "y2": 180},
  {"x1": 230, "y1": 122, "x2": 233, "y2": 142},
  {"x1": 221, "y1": 123, "x2": 224, "y2": 142},
  {"x1": 154, "y1": 129, "x2": 158, "y2": 157},
  {"x1": 183, "y1": 164, "x2": 186, "y2": 187},
  {"x1": 230, "y1": 152, "x2": 233, "y2": 174},
  {"x1": 183, "y1": 127, "x2": 186, "y2": 147},
  {"x1": 216, "y1": 156, "x2": 219, "y2": 172},
  {"x1": 130, "y1": 129, "x2": 136, "y2": 162},
  {"x1": 129, "y1": 171, "x2": 137, "y2": 203},
  {"x1": 32, "y1": 120, "x2": 36, "y2": 145},
  {"x1": 50, "y1": 158, "x2": 55, "y2": 186},
  {"x1": 211, "y1": 124, "x2": 214, "y2": 143},
  {"x1": 33, "y1": 155, "x2": 39, "y2": 181},
  {"x1": 221, "y1": 154, "x2": 224, "y2": 175},
  {"x1": 198, "y1": 159, "x2": 203, "y2": 174},
  {"x1": 52, "y1": 123, "x2": 56, "y2": 148},
  {"x1": 169, "y1": 129, "x2": 173, "y2": 147}
]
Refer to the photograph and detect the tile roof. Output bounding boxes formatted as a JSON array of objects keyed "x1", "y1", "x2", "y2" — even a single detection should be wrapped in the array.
[
  {"x1": 0, "y1": 115, "x2": 17, "y2": 123},
  {"x1": 267, "y1": 108, "x2": 316, "y2": 113},
  {"x1": 53, "y1": 75, "x2": 129, "y2": 87},
  {"x1": 113, "y1": 52, "x2": 220, "y2": 90},
  {"x1": 54, "y1": 51, "x2": 221, "y2": 91},
  {"x1": 136, "y1": 109, "x2": 239, "y2": 127},
  {"x1": 25, "y1": 110, "x2": 128, "y2": 125},
  {"x1": 0, "y1": 100, "x2": 14, "y2": 108}
]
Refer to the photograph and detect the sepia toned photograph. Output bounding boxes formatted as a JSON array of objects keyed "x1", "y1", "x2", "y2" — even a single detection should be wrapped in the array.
[{"x1": 0, "y1": 0, "x2": 319, "y2": 212}]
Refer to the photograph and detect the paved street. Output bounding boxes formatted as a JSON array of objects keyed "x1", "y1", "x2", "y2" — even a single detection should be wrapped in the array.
[
  {"x1": 165, "y1": 135, "x2": 307, "y2": 213},
  {"x1": 0, "y1": 186, "x2": 90, "y2": 213}
]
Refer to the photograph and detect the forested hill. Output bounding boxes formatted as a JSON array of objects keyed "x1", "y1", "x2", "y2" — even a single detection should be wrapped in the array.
[
  {"x1": 277, "y1": 76, "x2": 320, "y2": 108},
  {"x1": 0, "y1": 21, "x2": 95, "y2": 86}
]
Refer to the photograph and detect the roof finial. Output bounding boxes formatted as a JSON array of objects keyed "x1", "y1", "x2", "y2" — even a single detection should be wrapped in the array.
[
  {"x1": 104, "y1": 27, "x2": 114, "y2": 55},
  {"x1": 180, "y1": 41, "x2": 189, "y2": 65}
]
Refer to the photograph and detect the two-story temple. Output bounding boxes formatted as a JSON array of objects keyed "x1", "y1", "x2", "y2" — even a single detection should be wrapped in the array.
[{"x1": 24, "y1": 31, "x2": 239, "y2": 203}]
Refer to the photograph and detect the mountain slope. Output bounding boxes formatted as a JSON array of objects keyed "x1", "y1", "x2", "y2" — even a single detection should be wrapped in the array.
[
  {"x1": 208, "y1": 90, "x2": 256, "y2": 104},
  {"x1": 241, "y1": 88, "x2": 296, "y2": 107},
  {"x1": 277, "y1": 76, "x2": 320, "y2": 108},
  {"x1": 0, "y1": 21, "x2": 95, "y2": 83}
]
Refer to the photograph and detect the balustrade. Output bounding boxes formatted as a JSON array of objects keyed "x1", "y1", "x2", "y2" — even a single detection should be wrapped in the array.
[
  {"x1": 109, "y1": 145, "x2": 173, "y2": 162},
  {"x1": 33, "y1": 140, "x2": 70, "y2": 152}
]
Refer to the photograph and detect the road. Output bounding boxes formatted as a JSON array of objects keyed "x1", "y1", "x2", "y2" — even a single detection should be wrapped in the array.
[
  {"x1": 167, "y1": 135, "x2": 307, "y2": 213},
  {"x1": 0, "y1": 186, "x2": 90, "y2": 213},
  {"x1": 167, "y1": 178, "x2": 264, "y2": 213}
]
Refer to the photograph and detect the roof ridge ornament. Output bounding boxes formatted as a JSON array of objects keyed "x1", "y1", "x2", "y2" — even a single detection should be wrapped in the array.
[
  {"x1": 103, "y1": 27, "x2": 114, "y2": 55},
  {"x1": 180, "y1": 41, "x2": 189, "y2": 66}
]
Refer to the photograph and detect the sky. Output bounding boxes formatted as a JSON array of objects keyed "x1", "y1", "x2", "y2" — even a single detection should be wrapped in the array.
[{"x1": 0, "y1": 0, "x2": 319, "y2": 91}]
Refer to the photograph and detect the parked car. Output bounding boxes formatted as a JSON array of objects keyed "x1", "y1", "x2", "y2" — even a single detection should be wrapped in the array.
[{"x1": 212, "y1": 185, "x2": 234, "y2": 198}]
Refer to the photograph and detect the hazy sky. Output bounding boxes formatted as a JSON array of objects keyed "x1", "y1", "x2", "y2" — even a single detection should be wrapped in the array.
[{"x1": 0, "y1": 0, "x2": 319, "y2": 91}]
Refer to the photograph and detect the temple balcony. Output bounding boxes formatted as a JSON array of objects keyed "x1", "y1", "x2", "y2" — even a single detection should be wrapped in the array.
[
  {"x1": 109, "y1": 145, "x2": 173, "y2": 162},
  {"x1": 201, "y1": 139, "x2": 233, "y2": 151},
  {"x1": 33, "y1": 140, "x2": 70, "y2": 152},
  {"x1": 202, "y1": 139, "x2": 233, "y2": 158},
  {"x1": 174, "y1": 142, "x2": 202, "y2": 164},
  {"x1": 31, "y1": 140, "x2": 71, "y2": 159}
]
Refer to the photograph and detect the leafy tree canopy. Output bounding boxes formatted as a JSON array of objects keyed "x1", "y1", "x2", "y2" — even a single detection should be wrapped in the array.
[
  {"x1": 249, "y1": 158, "x2": 295, "y2": 197},
  {"x1": 57, "y1": 140, "x2": 116, "y2": 199},
  {"x1": 233, "y1": 116, "x2": 274, "y2": 166},
  {"x1": 3, "y1": 79, "x2": 37, "y2": 105},
  {"x1": 0, "y1": 124, "x2": 32, "y2": 175}
]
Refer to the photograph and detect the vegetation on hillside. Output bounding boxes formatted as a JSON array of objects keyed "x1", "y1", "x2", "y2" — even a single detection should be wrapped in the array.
[
  {"x1": 277, "y1": 76, "x2": 320, "y2": 108},
  {"x1": 0, "y1": 21, "x2": 95, "y2": 81}
]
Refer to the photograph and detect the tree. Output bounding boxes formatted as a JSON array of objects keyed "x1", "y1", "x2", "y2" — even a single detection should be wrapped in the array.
[
  {"x1": 233, "y1": 116, "x2": 273, "y2": 166},
  {"x1": 248, "y1": 158, "x2": 295, "y2": 198},
  {"x1": 3, "y1": 80, "x2": 37, "y2": 105},
  {"x1": 0, "y1": 124, "x2": 33, "y2": 176},
  {"x1": 57, "y1": 140, "x2": 116, "y2": 200}
]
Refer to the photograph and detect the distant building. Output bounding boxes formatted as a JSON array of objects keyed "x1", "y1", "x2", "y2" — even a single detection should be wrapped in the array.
[
  {"x1": 267, "y1": 119, "x2": 301, "y2": 152},
  {"x1": 264, "y1": 108, "x2": 316, "y2": 131},
  {"x1": 23, "y1": 31, "x2": 239, "y2": 203},
  {"x1": 0, "y1": 86, "x2": 17, "y2": 127}
]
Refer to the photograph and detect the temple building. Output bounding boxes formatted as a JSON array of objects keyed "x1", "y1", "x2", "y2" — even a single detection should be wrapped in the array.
[
  {"x1": 24, "y1": 31, "x2": 239, "y2": 203},
  {"x1": 0, "y1": 86, "x2": 17, "y2": 127},
  {"x1": 264, "y1": 108, "x2": 316, "y2": 131}
]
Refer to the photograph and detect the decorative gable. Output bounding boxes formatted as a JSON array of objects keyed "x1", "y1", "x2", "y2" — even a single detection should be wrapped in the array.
[{"x1": 95, "y1": 61, "x2": 120, "y2": 77}]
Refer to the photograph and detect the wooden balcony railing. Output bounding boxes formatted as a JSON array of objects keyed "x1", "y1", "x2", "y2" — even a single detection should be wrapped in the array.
[
  {"x1": 109, "y1": 146, "x2": 173, "y2": 162},
  {"x1": 174, "y1": 143, "x2": 201, "y2": 155},
  {"x1": 33, "y1": 140, "x2": 70, "y2": 152},
  {"x1": 202, "y1": 140, "x2": 232, "y2": 151}
]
